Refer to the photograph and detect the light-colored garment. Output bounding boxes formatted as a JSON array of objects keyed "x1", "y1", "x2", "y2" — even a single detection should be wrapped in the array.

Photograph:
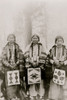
[
  {"x1": 48, "y1": 45, "x2": 67, "y2": 100},
  {"x1": 48, "y1": 80, "x2": 63, "y2": 100},
  {"x1": 49, "y1": 78, "x2": 67, "y2": 100},
  {"x1": 29, "y1": 80, "x2": 45, "y2": 97}
]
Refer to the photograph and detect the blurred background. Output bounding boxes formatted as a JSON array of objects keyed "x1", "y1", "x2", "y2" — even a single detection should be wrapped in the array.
[{"x1": 0, "y1": 0, "x2": 67, "y2": 55}]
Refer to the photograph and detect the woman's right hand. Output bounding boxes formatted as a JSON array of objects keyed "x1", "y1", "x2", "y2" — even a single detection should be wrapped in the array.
[
  {"x1": 50, "y1": 59, "x2": 54, "y2": 64},
  {"x1": 54, "y1": 59, "x2": 59, "y2": 66}
]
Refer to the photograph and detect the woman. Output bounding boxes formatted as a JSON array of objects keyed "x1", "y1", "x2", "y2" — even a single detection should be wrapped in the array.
[
  {"x1": 2, "y1": 34, "x2": 24, "y2": 100},
  {"x1": 24, "y1": 34, "x2": 47, "y2": 100},
  {"x1": 48, "y1": 36, "x2": 67, "y2": 100}
]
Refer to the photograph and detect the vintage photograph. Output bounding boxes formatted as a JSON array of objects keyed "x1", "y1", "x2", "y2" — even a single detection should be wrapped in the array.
[{"x1": 0, "y1": 0, "x2": 67, "y2": 100}]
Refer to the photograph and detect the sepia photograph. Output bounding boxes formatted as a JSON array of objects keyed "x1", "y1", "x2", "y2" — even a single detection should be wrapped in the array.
[{"x1": 0, "y1": 0, "x2": 67, "y2": 100}]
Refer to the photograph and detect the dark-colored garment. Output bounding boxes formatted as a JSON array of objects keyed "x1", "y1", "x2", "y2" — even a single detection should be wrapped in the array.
[
  {"x1": 24, "y1": 42, "x2": 46, "y2": 98},
  {"x1": 2, "y1": 42, "x2": 24, "y2": 100}
]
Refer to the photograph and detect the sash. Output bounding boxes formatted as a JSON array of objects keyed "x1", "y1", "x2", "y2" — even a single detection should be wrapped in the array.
[
  {"x1": 27, "y1": 68, "x2": 41, "y2": 85},
  {"x1": 53, "y1": 68, "x2": 65, "y2": 85},
  {"x1": 7, "y1": 70, "x2": 20, "y2": 86}
]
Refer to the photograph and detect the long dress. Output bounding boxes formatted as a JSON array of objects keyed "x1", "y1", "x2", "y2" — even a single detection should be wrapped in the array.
[
  {"x1": 2, "y1": 43, "x2": 24, "y2": 100},
  {"x1": 48, "y1": 45, "x2": 67, "y2": 100},
  {"x1": 24, "y1": 42, "x2": 46, "y2": 99}
]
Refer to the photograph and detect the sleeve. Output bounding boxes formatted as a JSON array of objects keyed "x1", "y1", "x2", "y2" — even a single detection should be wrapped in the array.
[
  {"x1": 2, "y1": 47, "x2": 10, "y2": 67},
  {"x1": 40, "y1": 45, "x2": 47, "y2": 60},
  {"x1": 64, "y1": 48, "x2": 67, "y2": 65},
  {"x1": 16, "y1": 45, "x2": 25, "y2": 77},
  {"x1": 48, "y1": 48, "x2": 54, "y2": 64},
  {"x1": 16, "y1": 44, "x2": 24, "y2": 66},
  {"x1": 49, "y1": 49, "x2": 53, "y2": 59},
  {"x1": 38, "y1": 44, "x2": 47, "y2": 65},
  {"x1": 24, "y1": 44, "x2": 31, "y2": 63},
  {"x1": 18, "y1": 50, "x2": 25, "y2": 76}
]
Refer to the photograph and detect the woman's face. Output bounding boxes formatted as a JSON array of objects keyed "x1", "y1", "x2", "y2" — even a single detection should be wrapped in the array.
[
  {"x1": 32, "y1": 37, "x2": 39, "y2": 44},
  {"x1": 8, "y1": 35, "x2": 15, "y2": 44},
  {"x1": 56, "y1": 38, "x2": 63, "y2": 46}
]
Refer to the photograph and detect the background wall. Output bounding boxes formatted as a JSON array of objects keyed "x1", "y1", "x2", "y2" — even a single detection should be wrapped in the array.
[{"x1": 0, "y1": 0, "x2": 67, "y2": 55}]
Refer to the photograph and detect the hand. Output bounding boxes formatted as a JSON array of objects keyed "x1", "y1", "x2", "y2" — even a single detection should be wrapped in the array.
[
  {"x1": 32, "y1": 62, "x2": 38, "y2": 67},
  {"x1": 50, "y1": 60, "x2": 54, "y2": 64},
  {"x1": 9, "y1": 64, "x2": 13, "y2": 69},
  {"x1": 64, "y1": 61, "x2": 67, "y2": 65},
  {"x1": 23, "y1": 77, "x2": 25, "y2": 81},
  {"x1": 40, "y1": 65, "x2": 45, "y2": 70},
  {"x1": 10, "y1": 64, "x2": 17, "y2": 70},
  {"x1": 54, "y1": 59, "x2": 59, "y2": 65},
  {"x1": 25, "y1": 63, "x2": 31, "y2": 68},
  {"x1": 26, "y1": 58, "x2": 30, "y2": 63},
  {"x1": 59, "y1": 61, "x2": 64, "y2": 65},
  {"x1": 13, "y1": 63, "x2": 17, "y2": 68}
]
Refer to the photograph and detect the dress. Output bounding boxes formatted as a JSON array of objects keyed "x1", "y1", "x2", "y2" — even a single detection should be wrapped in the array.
[
  {"x1": 24, "y1": 42, "x2": 46, "y2": 99},
  {"x1": 48, "y1": 45, "x2": 67, "y2": 100},
  {"x1": 2, "y1": 42, "x2": 24, "y2": 100}
]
